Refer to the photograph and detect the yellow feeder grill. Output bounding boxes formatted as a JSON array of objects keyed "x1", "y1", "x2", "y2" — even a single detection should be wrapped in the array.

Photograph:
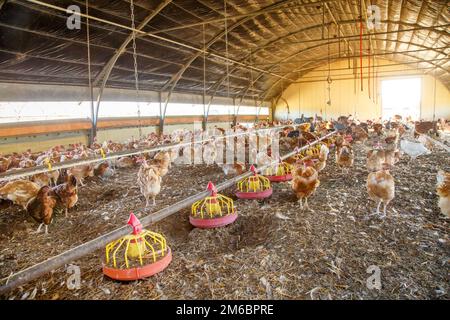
[
  {"x1": 102, "y1": 213, "x2": 172, "y2": 281},
  {"x1": 236, "y1": 165, "x2": 273, "y2": 199},
  {"x1": 190, "y1": 182, "x2": 237, "y2": 228},
  {"x1": 291, "y1": 143, "x2": 324, "y2": 164},
  {"x1": 265, "y1": 160, "x2": 294, "y2": 182}
]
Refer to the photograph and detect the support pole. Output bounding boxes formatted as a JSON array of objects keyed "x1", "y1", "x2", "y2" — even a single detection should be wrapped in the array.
[
  {"x1": 85, "y1": 0, "x2": 96, "y2": 146},
  {"x1": 202, "y1": 23, "x2": 207, "y2": 131},
  {"x1": 158, "y1": 92, "x2": 164, "y2": 136},
  {"x1": 232, "y1": 97, "x2": 237, "y2": 127}
]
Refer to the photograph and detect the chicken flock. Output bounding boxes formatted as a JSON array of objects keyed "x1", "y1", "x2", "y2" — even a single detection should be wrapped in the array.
[
  {"x1": 0, "y1": 117, "x2": 449, "y2": 234},
  {"x1": 277, "y1": 116, "x2": 449, "y2": 219},
  {"x1": 0, "y1": 122, "x2": 274, "y2": 233}
]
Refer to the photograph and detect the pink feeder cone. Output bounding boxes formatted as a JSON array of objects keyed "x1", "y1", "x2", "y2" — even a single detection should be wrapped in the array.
[
  {"x1": 206, "y1": 181, "x2": 218, "y2": 196},
  {"x1": 127, "y1": 213, "x2": 143, "y2": 235}
]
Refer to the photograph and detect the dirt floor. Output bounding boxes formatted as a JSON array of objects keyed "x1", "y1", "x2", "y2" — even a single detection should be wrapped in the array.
[{"x1": 0, "y1": 143, "x2": 449, "y2": 300}]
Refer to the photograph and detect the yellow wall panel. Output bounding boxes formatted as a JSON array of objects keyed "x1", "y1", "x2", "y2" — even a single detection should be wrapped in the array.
[{"x1": 275, "y1": 58, "x2": 450, "y2": 121}]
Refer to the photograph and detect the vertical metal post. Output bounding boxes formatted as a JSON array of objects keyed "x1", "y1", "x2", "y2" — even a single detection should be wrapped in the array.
[
  {"x1": 85, "y1": 0, "x2": 96, "y2": 145},
  {"x1": 202, "y1": 23, "x2": 207, "y2": 131},
  {"x1": 232, "y1": 97, "x2": 237, "y2": 127},
  {"x1": 158, "y1": 92, "x2": 164, "y2": 135}
]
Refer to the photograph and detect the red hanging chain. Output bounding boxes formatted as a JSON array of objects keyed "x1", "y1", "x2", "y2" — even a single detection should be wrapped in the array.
[
  {"x1": 360, "y1": 0, "x2": 363, "y2": 92},
  {"x1": 368, "y1": 44, "x2": 371, "y2": 99}
]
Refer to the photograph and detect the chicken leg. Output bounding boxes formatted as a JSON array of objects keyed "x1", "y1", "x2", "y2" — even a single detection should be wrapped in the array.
[
  {"x1": 35, "y1": 223, "x2": 48, "y2": 234},
  {"x1": 298, "y1": 198, "x2": 303, "y2": 209},
  {"x1": 304, "y1": 197, "x2": 309, "y2": 210},
  {"x1": 376, "y1": 201, "x2": 382, "y2": 215},
  {"x1": 35, "y1": 223, "x2": 44, "y2": 234},
  {"x1": 379, "y1": 201, "x2": 390, "y2": 219},
  {"x1": 369, "y1": 201, "x2": 382, "y2": 217}
]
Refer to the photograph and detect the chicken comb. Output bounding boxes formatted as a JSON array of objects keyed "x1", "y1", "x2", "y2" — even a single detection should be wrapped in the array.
[
  {"x1": 206, "y1": 181, "x2": 218, "y2": 197},
  {"x1": 127, "y1": 213, "x2": 143, "y2": 235}
]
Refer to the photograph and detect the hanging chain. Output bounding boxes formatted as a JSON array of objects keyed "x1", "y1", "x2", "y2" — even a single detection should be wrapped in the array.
[
  {"x1": 224, "y1": 0, "x2": 233, "y2": 124},
  {"x1": 249, "y1": 50, "x2": 257, "y2": 123},
  {"x1": 249, "y1": 49, "x2": 254, "y2": 95},
  {"x1": 130, "y1": 0, "x2": 142, "y2": 138},
  {"x1": 203, "y1": 23, "x2": 206, "y2": 119},
  {"x1": 327, "y1": 22, "x2": 332, "y2": 106},
  {"x1": 224, "y1": 0, "x2": 230, "y2": 99}
]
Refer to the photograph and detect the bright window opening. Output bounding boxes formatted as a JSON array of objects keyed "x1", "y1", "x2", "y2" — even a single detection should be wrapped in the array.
[
  {"x1": 381, "y1": 77, "x2": 421, "y2": 121},
  {"x1": 0, "y1": 101, "x2": 268, "y2": 123}
]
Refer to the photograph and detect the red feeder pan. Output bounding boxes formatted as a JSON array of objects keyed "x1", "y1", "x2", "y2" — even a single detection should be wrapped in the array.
[
  {"x1": 189, "y1": 212, "x2": 238, "y2": 229},
  {"x1": 103, "y1": 248, "x2": 172, "y2": 281},
  {"x1": 102, "y1": 213, "x2": 172, "y2": 281},
  {"x1": 236, "y1": 188, "x2": 273, "y2": 199},
  {"x1": 190, "y1": 182, "x2": 238, "y2": 228},
  {"x1": 267, "y1": 173, "x2": 293, "y2": 182},
  {"x1": 265, "y1": 159, "x2": 293, "y2": 182},
  {"x1": 236, "y1": 165, "x2": 273, "y2": 200}
]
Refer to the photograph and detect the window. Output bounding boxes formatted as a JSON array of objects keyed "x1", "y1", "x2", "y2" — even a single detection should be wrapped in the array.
[
  {"x1": 0, "y1": 101, "x2": 267, "y2": 123},
  {"x1": 381, "y1": 78, "x2": 421, "y2": 121},
  {"x1": 0, "y1": 101, "x2": 91, "y2": 123},
  {"x1": 97, "y1": 101, "x2": 159, "y2": 118}
]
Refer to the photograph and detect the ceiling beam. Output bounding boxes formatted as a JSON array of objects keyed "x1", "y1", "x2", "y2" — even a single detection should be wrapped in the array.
[
  {"x1": 147, "y1": 0, "x2": 337, "y2": 35},
  {"x1": 93, "y1": 0, "x2": 172, "y2": 86},
  {"x1": 247, "y1": 37, "x2": 448, "y2": 101},
  {"x1": 260, "y1": 49, "x2": 449, "y2": 100}
]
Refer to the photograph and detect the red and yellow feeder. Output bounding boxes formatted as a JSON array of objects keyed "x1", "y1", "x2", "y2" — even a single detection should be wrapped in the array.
[
  {"x1": 265, "y1": 158, "x2": 293, "y2": 182},
  {"x1": 236, "y1": 165, "x2": 273, "y2": 199},
  {"x1": 102, "y1": 213, "x2": 172, "y2": 281},
  {"x1": 294, "y1": 144, "x2": 324, "y2": 165},
  {"x1": 190, "y1": 182, "x2": 237, "y2": 228}
]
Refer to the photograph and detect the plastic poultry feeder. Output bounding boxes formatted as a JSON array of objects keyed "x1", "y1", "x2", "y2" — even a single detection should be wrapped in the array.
[
  {"x1": 265, "y1": 158, "x2": 293, "y2": 182},
  {"x1": 297, "y1": 143, "x2": 326, "y2": 163},
  {"x1": 190, "y1": 182, "x2": 237, "y2": 228},
  {"x1": 236, "y1": 165, "x2": 273, "y2": 199},
  {"x1": 102, "y1": 213, "x2": 172, "y2": 281}
]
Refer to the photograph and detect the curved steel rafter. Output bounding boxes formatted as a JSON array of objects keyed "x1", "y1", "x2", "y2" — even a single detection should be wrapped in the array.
[
  {"x1": 92, "y1": 0, "x2": 172, "y2": 133},
  {"x1": 203, "y1": 19, "x2": 449, "y2": 109},
  {"x1": 237, "y1": 37, "x2": 449, "y2": 102},
  {"x1": 260, "y1": 49, "x2": 449, "y2": 102},
  {"x1": 157, "y1": 0, "x2": 314, "y2": 127}
]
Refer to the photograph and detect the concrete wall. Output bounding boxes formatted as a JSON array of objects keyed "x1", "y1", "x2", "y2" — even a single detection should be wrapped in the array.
[{"x1": 274, "y1": 58, "x2": 450, "y2": 121}]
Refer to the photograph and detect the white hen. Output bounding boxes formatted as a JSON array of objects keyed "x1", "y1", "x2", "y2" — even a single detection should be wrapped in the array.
[{"x1": 400, "y1": 139, "x2": 430, "y2": 159}]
